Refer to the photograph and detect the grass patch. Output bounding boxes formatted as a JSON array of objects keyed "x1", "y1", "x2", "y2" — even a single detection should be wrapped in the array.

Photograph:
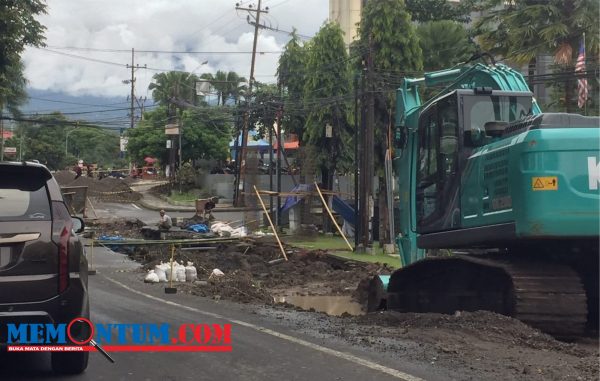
[
  {"x1": 286, "y1": 234, "x2": 401, "y2": 268},
  {"x1": 167, "y1": 189, "x2": 210, "y2": 203},
  {"x1": 167, "y1": 192, "x2": 197, "y2": 202}
]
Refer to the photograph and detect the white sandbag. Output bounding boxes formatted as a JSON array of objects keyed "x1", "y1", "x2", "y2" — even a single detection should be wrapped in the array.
[
  {"x1": 185, "y1": 261, "x2": 198, "y2": 282},
  {"x1": 208, "y1": 268, "x2": 225, "y2": 280},
  {"x1": 154, "y1": 264, "x2": 167, "y2": 283},
  {"x1": 175, "y1": 262, "x2": 187, "y2": 282},
  {"x1": 144, "y1": 270, "x2": 159, "y2": 283},
  {"x1": 210, "y1": 222, "x2": 227, "y2": 232},
  {"x1": 231, "y1": 226, "x2": 247, "y2": 238},
  {"x1": 165, "y1": 261, "x2": 177, "y2": 281},
  {"x1": 211, "y1": 222, "x2": 235, "y2": 237}
]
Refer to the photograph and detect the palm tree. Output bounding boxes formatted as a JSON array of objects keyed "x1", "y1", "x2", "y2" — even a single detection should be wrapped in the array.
[
  {"x1": 225, "y1": 71, "x2": 247, "y2": 105},
  {"x1": 148, "y1": 71, "x2": 198, "y2": 118},
  {"x1": 474, "y1": 0, "x2": 599, "y2": 111}
]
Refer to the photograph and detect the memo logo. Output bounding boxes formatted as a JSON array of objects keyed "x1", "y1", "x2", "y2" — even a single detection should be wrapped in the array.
[
  {"x1": 588, "y1": 157, "x2": 600, "y2": 190},
  {"x1": 5, "y1": 318, "x2": 232, "y2": 353}
]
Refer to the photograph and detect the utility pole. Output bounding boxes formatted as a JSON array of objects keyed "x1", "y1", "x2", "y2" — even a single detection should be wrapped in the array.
[
  {"x1": 354, "y1": 74, "x2": 360, "y2": 249},
  {"x1": 235, "y1": 0, "x2": 268, "y2": 206},
  {"x1": 129, "y1": 48, "x2": 135, "y2": 129},
  {"x1": 125, "y1": 49, "x2": 146, "y2": 129},
  {"x1": 365, "y1": 34, "x2": 375, "y2": 249},
  {"x1": 0, "y1": 111, "x2": 4, "y2": 162}
]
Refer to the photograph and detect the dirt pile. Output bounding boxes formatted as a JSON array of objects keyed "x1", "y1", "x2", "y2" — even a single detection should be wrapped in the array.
[
  {"x1": 54, "y1": 170, "x2": 141, "y2": 202},
  {"x1": 85, "y1": 218, "x2": 146, "y2": 239},
  {"x1": 127, "y1": 240, "x2": 388, "y2": 304}
]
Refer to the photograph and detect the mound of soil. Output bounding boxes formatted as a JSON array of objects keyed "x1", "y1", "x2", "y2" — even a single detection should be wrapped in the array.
[
  {"x1": 54, "y1": 170, "x2": 77, "y2": 185},
  {"x1": 85, "y1": 218, "x2": 146, "y2": 239},
  {"x1": 126, "y1": 240, "x2": 388, "y2": 304},
  {"x1": 55, "y1": 171, "x2": 141, "y2": 202}
]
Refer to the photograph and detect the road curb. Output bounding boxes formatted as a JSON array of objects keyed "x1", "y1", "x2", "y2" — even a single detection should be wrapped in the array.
[{"x1": 137, "y1": 199, "x2": 262, "y2": 213}]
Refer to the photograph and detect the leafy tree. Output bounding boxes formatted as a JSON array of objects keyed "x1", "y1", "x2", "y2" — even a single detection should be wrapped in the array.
[
  {"x1": 126, "y1": 105, "x2": 232, "y2": 166},
  {"x1": 125, "y1": 106, "x2": 171, "y2": 165},
  {"x1": 417, "y1": 20, "x2": 476, "y2": 71},
  {"x1": 6, "y1": 112, "x2": 119, "y2": 170},
  {"x1": 405, "y1": 0, "x2": 480, "y2": 23},
  {"x1": 180, "y1": 107, "x2": 232, "y2": 161},
  {"x1": 0, "y1": 0, "x2": 47, "y2": 115},
  {"x1": 277, "y1": 31, "x2": 308, "y2": 140},
  {"x1": 66, "y1": 127, "x2": 120, "y2": 167},
  {"x1": 358, "y1": 0, "x2": 423, "y2": 243},
  {"x1": 248, "y1": 82, "x2": 279, "y2": 139},
  {"x1": 473, "y1": 0, "x2": 599, "y2": 111},
  {"x1": 303, "y1": 21, "x2": 353, "y2": 187},
  {"x1": 357, "y1": 0, "x2": 422, "y2": 169}
]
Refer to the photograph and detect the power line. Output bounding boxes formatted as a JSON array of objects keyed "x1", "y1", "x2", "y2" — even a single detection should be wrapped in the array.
[{"x1": 45, "y1": 46, "x2": 284, "y2": 54}]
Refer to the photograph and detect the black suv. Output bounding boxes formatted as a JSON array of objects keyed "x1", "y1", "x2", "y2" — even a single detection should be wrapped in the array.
[{"x1": 0, "y1": 162, "x2": 89, "y2": 374}]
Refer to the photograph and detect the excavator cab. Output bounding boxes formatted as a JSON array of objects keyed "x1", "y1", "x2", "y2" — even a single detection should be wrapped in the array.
[{"x1": 415, "y1": 88, "x2": 533, "y2": 235}]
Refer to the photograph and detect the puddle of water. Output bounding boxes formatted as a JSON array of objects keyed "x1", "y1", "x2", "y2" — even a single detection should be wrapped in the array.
[{"x1": 274, "y1": 295, "x2": 365, "y2": 316}]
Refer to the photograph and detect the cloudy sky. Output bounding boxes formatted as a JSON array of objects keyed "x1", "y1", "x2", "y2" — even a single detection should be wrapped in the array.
[{"x1": 23, "y1": 0, "x2": 329, "y2": 100}]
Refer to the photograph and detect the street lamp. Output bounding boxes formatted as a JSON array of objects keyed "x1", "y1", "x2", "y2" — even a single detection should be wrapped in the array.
[{"x1": 65, "y1": 125, "x2": 81, "y2": 158}]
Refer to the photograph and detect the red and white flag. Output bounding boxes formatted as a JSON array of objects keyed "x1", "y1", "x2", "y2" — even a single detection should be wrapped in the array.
[{"x1": 575, "y1": 39, "x2": 588, "y2": 109}]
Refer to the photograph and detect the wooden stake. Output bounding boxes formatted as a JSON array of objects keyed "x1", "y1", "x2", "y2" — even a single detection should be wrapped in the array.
[
  {"x1": 253, "y1": 185, "x2": 288, "y2": 261},
  {"x1": 169, "y1": 244, "x2": 175, "y2": 287},
  {"x1": 314, "y1": 182, "x2": 354, "y2": 252},
  {"x1": 86, "y1": 197, "x2": 98, "y2": 218}
]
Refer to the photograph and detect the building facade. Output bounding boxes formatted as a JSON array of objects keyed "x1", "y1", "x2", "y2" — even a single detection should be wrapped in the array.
[{"x1": 329, "y1": 0, "x2": 363, "y2": 46}]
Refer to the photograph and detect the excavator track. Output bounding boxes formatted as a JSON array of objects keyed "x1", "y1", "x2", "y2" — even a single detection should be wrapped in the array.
[{"x1": 383, "y1": 255, "x2": 588, "y2": 338}]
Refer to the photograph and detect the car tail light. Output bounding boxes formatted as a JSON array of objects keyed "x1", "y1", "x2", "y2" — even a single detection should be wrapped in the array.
[{"x1": 52, "y1": 202, "x2": 73, "y2": 293}]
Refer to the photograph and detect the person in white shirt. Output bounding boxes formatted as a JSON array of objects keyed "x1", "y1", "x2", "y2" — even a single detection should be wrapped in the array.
[{"x1": 158, "y1": 210, "x2": 172, "y2": 230}]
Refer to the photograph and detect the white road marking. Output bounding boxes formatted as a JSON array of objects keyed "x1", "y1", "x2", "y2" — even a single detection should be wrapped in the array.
[
  {"x1": 103, "y1": 276, "x2": 424, "y2": 381},
  {"x1": 131, "y1": 203, "x2": 142, "y2": 210}
]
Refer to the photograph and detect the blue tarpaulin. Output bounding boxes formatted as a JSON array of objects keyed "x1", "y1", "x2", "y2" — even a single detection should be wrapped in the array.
[
  {"x1": 280, "y1": 184, "x2": 315, "y2": 214},
  {"x1": 279, "y1": 184, "x2": 355, "y2": 226},
  {"x1": 187, "y1": 224, "x2": 209, "y2": 233},
  {"x1": 332, "y1": 196, "x2": 355, "y2": 226}
]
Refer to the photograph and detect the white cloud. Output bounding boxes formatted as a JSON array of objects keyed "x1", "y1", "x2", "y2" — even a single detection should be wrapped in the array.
[{"x1": 23, "y1": 0, "x2": 329, "y2": 98}]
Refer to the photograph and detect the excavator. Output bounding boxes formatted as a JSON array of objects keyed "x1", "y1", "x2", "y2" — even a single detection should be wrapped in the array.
[{"x1": 368, "y1": 57, "x2": 599, "y2": 337}]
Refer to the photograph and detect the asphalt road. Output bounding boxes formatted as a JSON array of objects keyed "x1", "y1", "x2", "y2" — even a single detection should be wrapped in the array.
[{"x1": 0, "y1": 242, "x2": 437, "y2": 381}]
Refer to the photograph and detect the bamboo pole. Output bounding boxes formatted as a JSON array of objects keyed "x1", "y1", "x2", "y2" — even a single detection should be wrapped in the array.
[
  {"x1": 86, "y1": 197, "x2": 98, "y2": 218},
  {"x1": 169, "y1": 244, "x2": 175, "y2": 288},
  {"x1": 314, "y1": 182, "x2": 354, "y2": 252},
  {"x1": 253, "y1": 185, "x2": 288, "y2": 261}
]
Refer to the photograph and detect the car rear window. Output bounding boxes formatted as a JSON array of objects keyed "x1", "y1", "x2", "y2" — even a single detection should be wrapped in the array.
[{"x1": 0, "y1": 166, "x2": 51, "y2": 221}]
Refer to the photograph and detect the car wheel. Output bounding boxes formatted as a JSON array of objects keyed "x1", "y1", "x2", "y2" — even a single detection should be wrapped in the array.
[{"x1": 51, "y1": 351, "x2": 89, "y2": 374}]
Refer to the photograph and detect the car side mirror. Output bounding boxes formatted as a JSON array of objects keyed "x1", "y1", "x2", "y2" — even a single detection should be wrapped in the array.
[{"x1": 72, "y1": 216, "x2": 85, "y2": 233}]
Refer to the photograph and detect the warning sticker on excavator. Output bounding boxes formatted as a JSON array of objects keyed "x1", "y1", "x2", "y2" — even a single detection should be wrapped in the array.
[{"x1": 532, "y1": 176, "x2": 558, "y2": 191}]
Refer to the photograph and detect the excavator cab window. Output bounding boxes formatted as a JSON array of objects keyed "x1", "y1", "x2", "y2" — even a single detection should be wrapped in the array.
[
  {"x1": 416, "y1": 94, "x2": 459, "y2": 232},
  {"x1": 463, "y1": 94, "x2": 532, "y2": 146}
]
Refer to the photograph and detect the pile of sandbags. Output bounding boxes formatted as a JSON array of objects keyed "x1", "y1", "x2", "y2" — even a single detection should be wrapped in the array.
[{"x1": 145, "y1": 261, "x2": 198, "y2": 283}]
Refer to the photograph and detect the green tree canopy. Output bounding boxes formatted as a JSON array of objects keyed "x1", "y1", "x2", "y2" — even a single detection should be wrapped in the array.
[
  {"x1": 277, "y1": 31, "x2": 308, "y2": 140},
  {"x1": 473, "y1": 0, "x2": 599, "y2": 111},
  {"x1": 358, "y1": 0, "x2": 423, "y2": 174},
  {"x1": 405, "y1": 0, "x2": 480, "y2": 23},
  {"x1": 303, "y1": 21, "x2": 353, "y2": 181},
  {"x1": 0, "y1": 1, "x2": 46, "y2": 114},
  {"x1": 148, "y1": 71, "x2": 200, "y2": 119},
  {"x1": 200, "y1": 71, "x2": 246, "y2": 106},
  {"x1": 6, "y1": 112, "x2": 120, "y2": 170},
  {"x1": 126, "y1": 105, "x2": 232, "y2": 166},
  {"x1": 474, "y1": 0, "x2": 599, "y2": 65},
  {"x1": 417, "y1": 20, "x2": 476, "y2": 71}
]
